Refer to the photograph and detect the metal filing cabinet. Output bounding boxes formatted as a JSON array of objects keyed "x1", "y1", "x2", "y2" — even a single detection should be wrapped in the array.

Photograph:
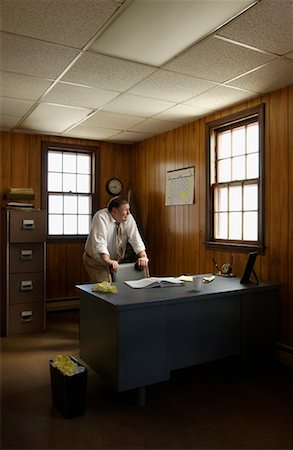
[{"x1": 5, "y1": 209, "x2": 46, "y2": 335}]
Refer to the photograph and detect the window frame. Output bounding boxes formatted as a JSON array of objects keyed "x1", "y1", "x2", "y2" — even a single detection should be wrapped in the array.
[
  {"x1": 42, "y1": 141, "x2": 99, "y2": 241},
  {"x1": 205, "y1": 104, "x2": 265, "y2": 253}
]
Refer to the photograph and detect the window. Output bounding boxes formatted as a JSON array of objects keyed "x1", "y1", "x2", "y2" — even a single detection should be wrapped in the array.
[
  {"x1": 206, "y1": 105, "x2": 264, "y2": 252},
  {"x1": 42, "y1": 143, "x2": 98, "y2": 238}
]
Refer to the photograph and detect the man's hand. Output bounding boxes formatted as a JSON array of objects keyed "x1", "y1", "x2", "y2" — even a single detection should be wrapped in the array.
[{"x1": 136, "y1": 256, "x2": 149, "y2": 269}]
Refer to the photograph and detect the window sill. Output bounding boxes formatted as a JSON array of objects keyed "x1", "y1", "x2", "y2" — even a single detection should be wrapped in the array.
[{"x1": 204, "y1": 240, "x2": 265, "y2": 255}]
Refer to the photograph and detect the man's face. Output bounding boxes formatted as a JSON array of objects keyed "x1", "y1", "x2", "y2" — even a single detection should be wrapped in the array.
[{"x1": 112, "y1": 203, "x2": 130, "y2": 223}]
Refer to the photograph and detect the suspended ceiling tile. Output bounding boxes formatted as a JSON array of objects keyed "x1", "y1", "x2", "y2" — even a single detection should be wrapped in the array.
[
  {"x1": 63, "y1": 125, "x2": 121, "y2": 140},
  {"x1": 0, "y1": 114, "x2": 23, "y2": 128},
  {"x1": 128, "y1": 69, "x2": 217, "y2": 103},
  {"x1": 1, "y1": 33, "x2": 79, "y2": 78},
  {"x1": 82, "y1": 111, "x2": 145, "y2": 130},
  {"x1": 101, "y1": 94, "x2": 176, "y2": 117},
  {"x1": 62, "y1": 52, "x2": 156, "y2": 91},
  {"x1": 0, "y1": 0, "x2": 126, "y2": 49},
  {"x1": 90, "y1": 0, "x2": 255, "y2": 66},
  {"x1": 0, "y1": 97, "x2": 35, "y2": 116},
  {"x1": 19, "y1": 103, "x2": 93, "y2": 133},
  {"x1": 107, "y1": 131, "x2": 153, "y2": 144},
  {"x1": 0, "y1": 72, "x2": 53, "y2": 100},
  {"x1": 185, "y1": 85, "x2": 255, "y2": 110},
  {"x1": 130, "y1": 118, "x2": 181, "y2": 134},
  {"x1": 155, "y1": 104, "x2": 212, "y2": 124},
  {"x1": 227, "y1": 58, "x2": 293, "y2": 93},
  {"x1": 164, "y1": 36, "x2": 275, "y2": 83},
  {"x1": 217, "y1": 0, "x2": 293, "y2": 55},
  {"x1": 43, "y1": 82, "x2": 119, "y2": 109}
]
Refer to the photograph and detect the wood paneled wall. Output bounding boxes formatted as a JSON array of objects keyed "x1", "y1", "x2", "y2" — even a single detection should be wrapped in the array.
[
  {"x1": 129, "y1": 86, "x2": 293, "y2": 348},
  {"x1": 0, "y1": 84, "x2": 292, "y2": 348},
  {"x1": 0, "y1": 134, "x2": 130, "y2": 300}
]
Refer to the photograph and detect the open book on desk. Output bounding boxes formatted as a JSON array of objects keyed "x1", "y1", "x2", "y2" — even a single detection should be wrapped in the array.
[{"x1": 125, "y1": 277, "x2": 184, "y2": 289}]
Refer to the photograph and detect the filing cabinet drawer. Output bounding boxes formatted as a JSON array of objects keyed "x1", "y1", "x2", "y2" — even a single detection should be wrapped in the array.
[
  {"x1": 9, "y1": 243, "x2": 44, "y2": 273},
  {"x1": 9, "y1": 210, "x2": 46, "y2": 243},
  {"x1": 9, "y1": 273, "x2": 44, "y2": 304},
  {"x1": 9, "y1": 302, "x2": 45, "y2": 335}
]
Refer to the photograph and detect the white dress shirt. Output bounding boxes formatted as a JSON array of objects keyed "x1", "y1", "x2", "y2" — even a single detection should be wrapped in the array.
[{"x1": 84, "y1": 208, "x2": 146, "y2": 268}]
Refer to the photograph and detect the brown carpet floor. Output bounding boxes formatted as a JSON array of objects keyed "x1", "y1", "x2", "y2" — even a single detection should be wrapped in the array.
[{"x1": 1, "y1": 309, "x2": 293, "y2": 450}]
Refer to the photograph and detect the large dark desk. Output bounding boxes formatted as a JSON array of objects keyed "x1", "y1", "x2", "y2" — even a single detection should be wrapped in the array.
[{"x1": 77, "y1": 276, "x2": 279, "y2": 398}]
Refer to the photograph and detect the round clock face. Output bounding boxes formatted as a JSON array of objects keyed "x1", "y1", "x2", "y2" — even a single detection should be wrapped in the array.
[
  {"x1": 221, "y1": 262, "x2": 232, "y2": 274},
  {"x1": 106, "y1": 178, "x2": 123, "y2": 195}
]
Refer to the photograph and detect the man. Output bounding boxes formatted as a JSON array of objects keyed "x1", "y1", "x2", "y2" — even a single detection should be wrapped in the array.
[{"x1": 83, "y1": 197, "x2": 149, "y2": 282}]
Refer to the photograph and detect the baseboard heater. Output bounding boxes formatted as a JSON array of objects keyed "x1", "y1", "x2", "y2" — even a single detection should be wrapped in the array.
[
  {"x1": 276, "y1": 343, "x2": 293, "y2": 368},
  {"x1": 46, "y1": 297, "x2": 80, "y2": 311}
]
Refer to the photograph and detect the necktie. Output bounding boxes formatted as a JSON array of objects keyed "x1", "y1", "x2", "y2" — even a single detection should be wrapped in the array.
[{"x1": 116, "y1": 222, "x2": 123, "y2": 262}]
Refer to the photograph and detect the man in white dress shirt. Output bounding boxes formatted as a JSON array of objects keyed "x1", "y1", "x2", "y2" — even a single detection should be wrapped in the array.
[{"x1": 83, "y1": 197, "x2": 149, "y2": 282}]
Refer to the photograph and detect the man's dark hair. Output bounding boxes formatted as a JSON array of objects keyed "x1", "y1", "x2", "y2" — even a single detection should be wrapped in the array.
[{"x1": 107, "y1": 197, "x2": 129, "y2": 212}]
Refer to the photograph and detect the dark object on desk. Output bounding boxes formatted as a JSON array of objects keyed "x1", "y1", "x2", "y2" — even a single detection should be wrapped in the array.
[
  {"x1": 212, "y1": 257, "x2": 235, "y2": 278},
  {"x1": 240, "y1": 252, "x2": 259, "y2": 285},
  {"x1": 49, "y1": 357, "x2": 87, "y2": 419}
]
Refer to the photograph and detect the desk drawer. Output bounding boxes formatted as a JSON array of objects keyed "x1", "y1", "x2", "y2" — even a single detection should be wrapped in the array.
[
  {"x1": 9, "y1": 243, "x2": 44, "y2": 273},
  {"x1": 9, "y1": 210, "x2": 46, "y2": 243},
  {"x1": 9, "y1": 302, "x2": 45, "y2": 335},
  {"x1": 9, "y1": 273, "x2": 44, "y2": 304}
]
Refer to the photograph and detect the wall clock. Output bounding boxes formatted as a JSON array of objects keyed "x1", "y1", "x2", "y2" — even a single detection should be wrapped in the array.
[{"x1": 106, "y1": 178, "x2": 123, "y2": 195}]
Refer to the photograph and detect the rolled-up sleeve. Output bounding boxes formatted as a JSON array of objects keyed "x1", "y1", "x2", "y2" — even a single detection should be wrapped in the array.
[{"x1": 126, "y1": 214, "x2": 146, "y2": 254}]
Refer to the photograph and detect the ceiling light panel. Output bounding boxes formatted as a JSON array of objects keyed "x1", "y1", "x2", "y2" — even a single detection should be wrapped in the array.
[{"x1": 90, "y1": 0, "x2": 256, "y2": 66}]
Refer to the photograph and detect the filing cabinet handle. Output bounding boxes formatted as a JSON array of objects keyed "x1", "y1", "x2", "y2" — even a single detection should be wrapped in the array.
[
  {"x1": 20, "y1": 280, "x2": 33, "y2": 291},
  {"x1": 22, "y1": 219, "x2": 35, "y2": 230},
  {"x1": 20, "y1": 311, "x2": 33, "y2": 323},
  {"x1": 21, "y1": 249, "x2": 33, "y2": 260}
]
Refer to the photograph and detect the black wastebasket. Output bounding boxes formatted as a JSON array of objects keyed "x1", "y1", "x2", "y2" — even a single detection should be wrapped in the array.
[{"x1": 49, "y1": 356, "x2": 87, "y2": 419}]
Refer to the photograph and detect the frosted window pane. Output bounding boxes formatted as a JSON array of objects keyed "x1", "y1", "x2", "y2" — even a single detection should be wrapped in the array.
[
  {"x1": 64, "y1": 215, "x2": 77, "y2": 234},
  {"x1": 64, "y1": 195, "x2": 77, "y2": 214},
  {"x1": 217, "y1": 131, "x2": 231, "y2": 159},
  {"x1": 63, "y1": 153, "x2": 76, "y2": 173},
  {"x1": 77, "y1": 154, "x2": 91, "y2": 174},
  {"x1": 49, "y1": 214, "x2": 63, "y2": 235},
  {"x1": 229, "y1": 186, "x2": 242, "y2": 211},
  {"x1": 214, "y1": 187, "x2": 228, "y2": 212},
  {"x1": 48, "y1": 152, "x2": 62, "y2": 172},
  {"x1": 77, "y1": 174, "x2": 91, "y2": 193},
  {"x1": 232, "y1": 126, "x2": 245, "y2": 156},
  {"x1": 48, "y1": 172, "x2": 62, "y2": 192},
  {"x1": 48, "y1": 195, "x2": 63, "y2": 213},
  {"x1": 78, "y1": 215, "x2": 91, "y2": 235},
  {"x1": 229, "y1": 212, "x2": 242, "y2": 239},
  {"x1": 247, "y1": 123, "x2": 259, "y2": 153},
  {"x1": 247, "y1": 153, "x2": 259, "y2": 179},
  {"x1": 217, "y1": 159, "x2": 231, "y2": 182},
  {"x1": 78, "y1": 196, "x2": 91, "y2": 214},
  {"x1": 63, "y1": 173, "x2": 76, "y2": 192},
  {"x1": 215, "y1": 212, "x2": 228, "y2": 239},
  {"x1": 232, "y1": 155, "x2": 245, "y2": 180},
  {"x1": 243, "y1": 212, "x2": 258, "y2": 240},
  {"x1": 244, "y1": 184, "x2": 258, "y2": 210}
]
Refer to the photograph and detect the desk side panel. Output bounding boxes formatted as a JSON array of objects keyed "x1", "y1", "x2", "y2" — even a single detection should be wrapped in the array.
[
  {"x1": 169, "y1": 295, "x2": 241, "y2": 370},
  {"x1": 241, "y1": 288, "x2": 279, "y2": 359},
  {"x1": 79, "y1": 294, "x2": 118, "y2": 388}
]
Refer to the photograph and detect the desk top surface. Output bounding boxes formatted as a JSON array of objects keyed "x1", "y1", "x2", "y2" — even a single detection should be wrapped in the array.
[{"x1": 76, "y1": 274, "x2": 279, "y2": 310}]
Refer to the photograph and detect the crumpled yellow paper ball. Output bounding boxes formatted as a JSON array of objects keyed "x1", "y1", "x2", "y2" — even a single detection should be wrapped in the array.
[
  {"x1": 51, "y1": 355, "x2": 78, "y2": 376},
  {"x1": 92, "y1": 281, "x2": 118, "y2": 294}
]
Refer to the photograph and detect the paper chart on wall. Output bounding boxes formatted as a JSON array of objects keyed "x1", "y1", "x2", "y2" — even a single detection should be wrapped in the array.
[{"x1": 165, "y1": 166, "x2": 195, "y2": 206}]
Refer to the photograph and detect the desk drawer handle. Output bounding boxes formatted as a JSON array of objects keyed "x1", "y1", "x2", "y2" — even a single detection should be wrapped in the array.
[
  {"x1": 20, "y1": 280, "x2": 33, "y2": 291},
  {"x1": 21, "y1": 250, "x2": 33, "y2": 260},
  {"x1": 22, "y1": 219, "x2": 35, "y2": 230},
  {"x1": 20, "y1": 310, "x2": 33, "y2": 323}
]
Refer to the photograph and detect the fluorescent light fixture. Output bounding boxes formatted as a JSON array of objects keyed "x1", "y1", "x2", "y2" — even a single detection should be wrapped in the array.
[{"x1": 90, "y1": 0, "x2": 257, "y2": 66}]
